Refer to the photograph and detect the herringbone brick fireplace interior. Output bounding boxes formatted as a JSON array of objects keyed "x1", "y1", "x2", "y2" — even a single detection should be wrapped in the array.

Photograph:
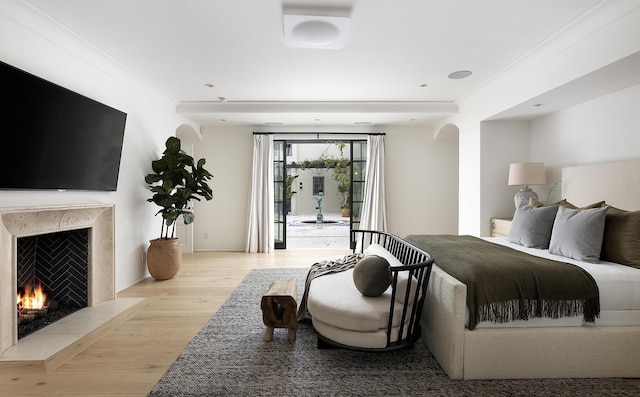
[{"x1": 17, "y1": 229, "x2": 90, "y2": 338}]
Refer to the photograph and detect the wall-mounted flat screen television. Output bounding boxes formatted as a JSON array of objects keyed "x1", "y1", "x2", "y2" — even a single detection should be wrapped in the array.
[{"x1": 0, "y1": 60, "x2": 127, "y2": 191}]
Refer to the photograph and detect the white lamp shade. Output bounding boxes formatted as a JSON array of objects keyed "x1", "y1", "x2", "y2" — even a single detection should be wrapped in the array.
[{"x1": 508, "y1": 162, "x2": 546, "y2": 186}]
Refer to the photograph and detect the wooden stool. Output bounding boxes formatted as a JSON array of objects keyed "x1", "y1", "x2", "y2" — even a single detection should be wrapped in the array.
[{"x1": 261, "y1": 280, "x2": 298, "y2": 342}]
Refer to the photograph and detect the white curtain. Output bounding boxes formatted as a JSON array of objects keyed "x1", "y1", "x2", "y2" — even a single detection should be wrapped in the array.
[
  {"x1": 246, "y1": 134, "x2": 274, "y2": 253},
  {"x1": 359, "y1": 135, "x2": 388, "y2": 232}
]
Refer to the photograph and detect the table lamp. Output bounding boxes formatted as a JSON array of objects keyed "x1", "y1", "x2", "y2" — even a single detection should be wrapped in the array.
[{"x1": 508, "y1": 162, "x2": 546, "y2": 208}]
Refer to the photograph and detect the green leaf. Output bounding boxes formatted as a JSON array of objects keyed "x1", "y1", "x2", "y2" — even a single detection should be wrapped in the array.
[
  {"x1": 147, "y1": 136, "x2": 214, "y2": 239},
  {"x1": 165, "y1": 136, "x2": 181, "y2": 152}
]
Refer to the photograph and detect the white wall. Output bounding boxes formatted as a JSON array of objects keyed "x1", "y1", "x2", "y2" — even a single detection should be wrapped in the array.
[
  {"x1": 187, "y1": 127, "x2": 253, "y2": 251},
  {"x1": 190, "y1": 125, "x2": 459, "y2": 251},
  {"x1": 1, "y1": 1, "x2": 188, "y2": 291},
  {"x1": 372, "y1": 125, "x2": 459, "y2": 238},
  {"x1": 480, "y1": 121, "x2": 530, "y2": 235},
  {"x1": 443, "y1": 1, "x2": 640, "y2": 236},
  {"x1": 529, "y1": 83, "x2": 640, "y2": 204},
  {"x1": 455, "y1": 119, "x2": 482, "y2": 236},
  {"x1": 292, "y1": 168, "x2": 341, "y2": 215},
  {"x1": 472, "y1": 84, "x2": 640, "y2": 233}
]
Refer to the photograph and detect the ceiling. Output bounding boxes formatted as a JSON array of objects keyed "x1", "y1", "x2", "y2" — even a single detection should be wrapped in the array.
[{"x1": 26, "y1": 0, "x2": 604, "y2": 127}]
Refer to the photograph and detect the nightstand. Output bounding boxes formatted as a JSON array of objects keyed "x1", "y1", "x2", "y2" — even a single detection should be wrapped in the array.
[{"x1": 490, "y1": 218, "x2": 512, "y2": 237}]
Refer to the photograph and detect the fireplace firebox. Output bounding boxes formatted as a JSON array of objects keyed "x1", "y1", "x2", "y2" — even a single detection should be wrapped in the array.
[{"x1": 17, "y1": 229, "x2": 90, "y2": 339}]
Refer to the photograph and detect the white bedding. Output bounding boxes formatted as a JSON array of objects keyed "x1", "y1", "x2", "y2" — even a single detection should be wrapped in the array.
[{"x1": 465, "y1": 237, "x2": 640, "y2": 328}]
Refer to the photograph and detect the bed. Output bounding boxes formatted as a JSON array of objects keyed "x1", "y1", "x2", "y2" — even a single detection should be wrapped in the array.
[{"x1": 412, "y1": 159, "x2": 640, "y2": 379}]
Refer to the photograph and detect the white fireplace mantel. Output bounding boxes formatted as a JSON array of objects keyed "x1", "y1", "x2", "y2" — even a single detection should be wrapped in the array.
[{"x1": 0, "y1": 204, "x2": 116, "y2": 356}]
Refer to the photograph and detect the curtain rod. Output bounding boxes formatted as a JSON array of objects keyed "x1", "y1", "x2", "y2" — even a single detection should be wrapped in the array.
[{"x1": 252, "y1": 131, "x2": 385, "y2": 136}]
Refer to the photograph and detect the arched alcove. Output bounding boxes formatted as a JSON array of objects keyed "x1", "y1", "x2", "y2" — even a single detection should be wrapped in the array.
[
  {"x1": 172, "y1": 123, "x2": 201, "y2": 254},
  {"x1": 435, "y1": 123, "x2": 460, "y2": 141},
  {"x1": 176, "y1": 123, "x2": 201, "y2": 142}
]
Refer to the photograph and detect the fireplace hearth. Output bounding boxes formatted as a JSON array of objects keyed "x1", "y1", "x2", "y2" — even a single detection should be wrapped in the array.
[
  {"x1": 18, "y1": 297, "x2": 82, "y2": 339},
  {"x1": 16, "y1": 283, "x2": 84, "y2": 339}
]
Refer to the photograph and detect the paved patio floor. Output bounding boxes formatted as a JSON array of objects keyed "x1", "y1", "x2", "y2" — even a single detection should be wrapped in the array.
[{"x1": 285, "y1": 212, "x2": 350, "y2": 250}]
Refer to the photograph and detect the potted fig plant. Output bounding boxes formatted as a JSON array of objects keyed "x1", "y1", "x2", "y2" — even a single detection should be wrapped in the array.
[{"x1": 145, "y1": 136, "x2": 213, "y2": 280}]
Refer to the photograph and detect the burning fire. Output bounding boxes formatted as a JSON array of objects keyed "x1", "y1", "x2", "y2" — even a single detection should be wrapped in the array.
[{"x1": 17, "y1": 284, "x2": 47, "y2": 311}]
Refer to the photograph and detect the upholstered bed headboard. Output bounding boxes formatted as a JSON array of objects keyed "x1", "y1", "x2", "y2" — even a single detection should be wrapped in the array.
[{"x1": 562, "y1": 159, "x2": 640, "y2": 211}]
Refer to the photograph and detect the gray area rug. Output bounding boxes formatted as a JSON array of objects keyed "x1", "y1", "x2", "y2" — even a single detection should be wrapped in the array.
[{"x1": 149, "y1": 268, "x2": 640, "y2": 397}]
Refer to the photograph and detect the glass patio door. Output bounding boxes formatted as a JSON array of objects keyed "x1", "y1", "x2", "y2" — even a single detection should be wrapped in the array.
[
  {"x1": 273, "y1": 140, "x2": 286, "y2": 249},
  {"x1": 350, "y1": 140, "x2": 366, "y2": 248},
  {"x1": 273, "y1": 138, "x2": 367, "y2": 250}
]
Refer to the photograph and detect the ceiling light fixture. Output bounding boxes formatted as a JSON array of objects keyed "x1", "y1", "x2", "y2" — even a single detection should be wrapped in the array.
[
  {"x1": 218, "y1": 96, "x2": 227, "y2": 102},
  {"x1": 205, "y1": 83, "x2": 214, "y2": 88},
  {"x1": 283, "y1": 14, "x2": 351, "y2": 49},
  {"x1": 448, "y1": 70, "x2": 472, "y2": 79}
]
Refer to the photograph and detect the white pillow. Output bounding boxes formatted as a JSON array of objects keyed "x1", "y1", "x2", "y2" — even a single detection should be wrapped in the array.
[
  {"x1": 363, "y1": 243, "x2": 419, "y2": 303},
  {"x1": 363, "y1": 243, "x2": 403, "y2": 267}
]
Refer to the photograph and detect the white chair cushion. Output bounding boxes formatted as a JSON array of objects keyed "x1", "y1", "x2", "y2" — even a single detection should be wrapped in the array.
[
  {"x1": 312, "y1": 316, "x2": 412, "y2": 349},
  {"x1": 312, "y1": 318, "x2": 388, "y2": 348},
  {"x1": 307, "y1": 244, "x2": 420, "y2": 336},
  {"x1": 307, "y1": 270, "x2": 412, "y2": 332}
]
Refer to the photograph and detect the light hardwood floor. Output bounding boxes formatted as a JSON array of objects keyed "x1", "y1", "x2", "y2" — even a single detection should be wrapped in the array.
[
  {"x1": 0, "y1": 250, "x2": 348, "y2": 397},
  {"x1": 1, "y1": 250, "x2": 638, "y2": 396}
]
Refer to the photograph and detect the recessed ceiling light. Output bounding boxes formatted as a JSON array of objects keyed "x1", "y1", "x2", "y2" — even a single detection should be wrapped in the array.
[
  {"x1": 205, "y1": 83, "x2": 214, "y2": 88},
  {"x1": 218, "y1": 96, "x2": 227, "y2": 102},
  {"x1": 283, "y1": 14, "x2": 351, "y2": 49},
  {"x1": 448, "y1": 70, "x2": 472, "y2": 79},
  {"x1": 533, "y1": 103, "x2": 544, "y2": 107},
  {"x1": 420, "y1": 83, "x2": 428, "y2": 88},
  {"x1": 219, "y1": 119, "x2": 226, "y2": 122}
]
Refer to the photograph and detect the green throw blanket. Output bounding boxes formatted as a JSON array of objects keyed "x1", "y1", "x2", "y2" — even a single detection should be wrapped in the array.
[{"x1": 404, "y1": 235, "x2": 600, "y2": 330}]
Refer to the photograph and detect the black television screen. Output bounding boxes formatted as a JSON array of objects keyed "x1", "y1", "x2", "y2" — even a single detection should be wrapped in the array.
[{"x1": 0, "y1": 60, "x2": 127, "y2": 191}]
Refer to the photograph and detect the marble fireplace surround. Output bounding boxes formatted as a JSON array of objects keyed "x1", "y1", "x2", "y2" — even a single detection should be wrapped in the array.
[{"x1": 0, "y1": 204, "x2": 122, "y2": 358}]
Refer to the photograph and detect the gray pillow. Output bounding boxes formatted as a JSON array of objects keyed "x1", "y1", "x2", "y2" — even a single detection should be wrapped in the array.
[
  {"x1": 507, "y1": 205, "x2": 559, "y2": 248},
  {"x1": 549, "y1": 206, "x2": 609, "y2": 263},
  {"x1": 352, "y1": 255, "x2": 392, "y2": 297}
]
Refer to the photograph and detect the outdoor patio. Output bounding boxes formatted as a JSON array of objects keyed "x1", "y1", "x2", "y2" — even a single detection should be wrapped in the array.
[{"x1": 285, "y1": 213, "x2": 351, "y2": 250}]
